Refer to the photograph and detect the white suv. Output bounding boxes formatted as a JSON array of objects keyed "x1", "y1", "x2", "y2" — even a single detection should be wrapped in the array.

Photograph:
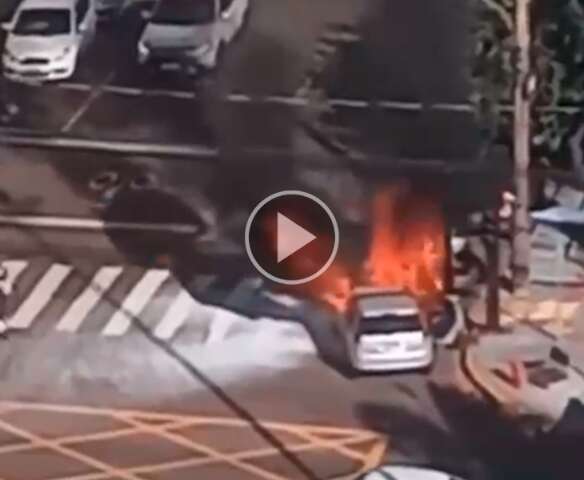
[
  {"x1": 343, "y1": 288, "x2": 434, "y2": 373},
  {"x1": 137, "y1": 0, "x2": 248, "y2": 74},
  {"x1": 2, "y1": 0, "x2": 96, "y2": 82}
]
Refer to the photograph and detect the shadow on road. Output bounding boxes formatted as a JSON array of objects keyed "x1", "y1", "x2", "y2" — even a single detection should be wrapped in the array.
[
  {"x1": 102, "y1": 187, "x2": 206, "y2": 266},
  {"x1": 355, "y1": 381, "x2": 584, "y2": 480}
]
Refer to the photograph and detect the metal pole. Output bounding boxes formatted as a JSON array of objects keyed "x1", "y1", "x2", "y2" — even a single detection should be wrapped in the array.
[
  {"x1": 486, "y1": 210, "x2": 501, "y2": 330},
  {"x1": 444, "y1": 223, "x2": 454, "y2": 293},
  {"x1": 512, "y1": 0, "x2": 533, "y2": 290}
]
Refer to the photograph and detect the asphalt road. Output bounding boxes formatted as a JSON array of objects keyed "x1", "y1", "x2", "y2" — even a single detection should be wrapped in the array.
[
  {"x1": 0, "y1": 0, "x2": 485, "y2": 161},
  {"x1": 1, "y1": 0, "x2": 367, "y2": 145},
  {"x1": 0, "y1": 220, "x2": 577, "y2": 480}
]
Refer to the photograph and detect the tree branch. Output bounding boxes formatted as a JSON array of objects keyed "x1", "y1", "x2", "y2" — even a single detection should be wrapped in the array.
[{"x1": 478, "y1": 0, "x2": 513, "y2": 31}]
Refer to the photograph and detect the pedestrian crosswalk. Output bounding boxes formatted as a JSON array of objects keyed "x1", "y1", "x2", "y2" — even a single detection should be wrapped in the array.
[
  {"x1": 0, "y1": 258, "x2": 307, "y2": 342},
  {"x1": 55, "y1": 266, "x2": 123, "y2": 333}
]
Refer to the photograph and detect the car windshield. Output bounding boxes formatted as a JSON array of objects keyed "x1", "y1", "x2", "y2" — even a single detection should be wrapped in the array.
[
  {"x1": 357, "y1": 313, "x2": 422, "y2": 335},
  {"x1": 151, "y1": 0, "x2": 215, "y2": 25},
  {"x1": 13, "y1": 9, "x2": 71, "y2": 36}
]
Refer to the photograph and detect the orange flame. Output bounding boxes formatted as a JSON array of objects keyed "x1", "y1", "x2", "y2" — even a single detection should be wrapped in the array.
[
  {"x1": 264, "y1": 185, "x2": 445, "y2": 313},
  {"x1": 366, "y1": 186, "x2": 445, "y2": 307},
  {"x1": 263, "y1": 212, "x2": 353, "y2": 312}
]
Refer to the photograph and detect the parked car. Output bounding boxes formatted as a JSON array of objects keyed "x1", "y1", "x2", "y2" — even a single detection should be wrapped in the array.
[
  {"x1": 137, "y1": 0, "x2": 248, "y2": 74},
  {"x1": 465, "y1": 325, "x2": 584, "y2": 433},
  {"x1": 1, "y1": 0, "x2": 96, "y2": 82},
  {"x1": 359, "y1": 464, "x2": 466, "y2": 480},
  {"x1": 342, "y1": 287, "x2": 434, "y2": 373}
]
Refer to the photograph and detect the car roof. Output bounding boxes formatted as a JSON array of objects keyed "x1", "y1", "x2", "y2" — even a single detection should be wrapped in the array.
[
  {"x1": 353, "y1": 289, "x2": 419, "y2": 317},
  {"x1": 18, "y1": 0, "x2": 75, "y2": 10}
]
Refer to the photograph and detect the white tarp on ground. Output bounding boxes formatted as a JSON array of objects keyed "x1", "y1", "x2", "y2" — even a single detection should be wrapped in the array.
[
  {"x1": 529, "y1": 212, "x2": 584, "y2": 284},
  {"x1": 531, "y1": 206, "x2": 584, "y2": 225}
]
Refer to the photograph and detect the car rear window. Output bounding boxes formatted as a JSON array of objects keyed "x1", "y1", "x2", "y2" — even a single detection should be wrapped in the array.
[
  {"x1": 151, "y1": 0, "x2": 215, "y2": 25},
  {"x1": 357, "y1": 314, "x2": 422, "y2": 335}
]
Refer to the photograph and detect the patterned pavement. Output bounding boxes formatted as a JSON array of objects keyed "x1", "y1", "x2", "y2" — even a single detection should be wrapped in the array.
[{"x1": 0, "y1": 402, "x2": 387, "y2": 480}]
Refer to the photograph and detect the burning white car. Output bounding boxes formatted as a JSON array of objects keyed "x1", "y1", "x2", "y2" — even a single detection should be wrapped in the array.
[
  {"x1": 342, "y1": 287, "x2": 435, "y2": 373},
  {"x1": 337, "y1": 284, "x2": 465, "y2": 374}
]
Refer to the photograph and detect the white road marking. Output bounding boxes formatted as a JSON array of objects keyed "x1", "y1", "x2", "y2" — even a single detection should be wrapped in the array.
[
  {"x1": 102, "y1": 85, "x2": 143, "y2": 96},
  {"x1": 0, "y1": 214, "x2": 200, "y2": 234},
  {"x1": 227, "y1": 93, "x2": 252, "y2": 103},
  {"x1": 58, "y1": 82, "x2": 93, "y2": 92},
  {"x1": 142, "y1": 89, "x2": 195, "y2": 100},
  {"x1": 264, "y1": 95, "x2": 305, "y2": 106},
  {"x1": 102, "y1": 269, "x2": 170, "y2": 336},
  {"x1": 15, "y1": 78, "x2": 525, "y2": 114},
  {"x1": 61, "y1": 71, "x2": 115, "y2": 132},
  {"x1": 56, "y1": 266, "x2": 123, "y2": 332},
  {"x1": 205, "y1": 308, "x2": 239, "y2": 344},
  {"x1": 153, "y1": 289, "x2": 200, "y2": 340},
  {"x1": 329, "y1": 99, "x2": 368, "y2": 108},
  {"x1": 8, "y1": 264, "x2": 72, "y2": 329},
  {"x1": 0, "y1": 260, "x2": 28, "y2": 295},
  {"x1": 262, "y1": 291, "x2": 301, "y2": 308},
  {"x1": 0, "y1": 135, "x2": 220, "y2": 156}
]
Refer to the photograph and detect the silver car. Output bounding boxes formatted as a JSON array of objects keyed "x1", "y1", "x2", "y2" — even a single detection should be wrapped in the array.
[{"x1": 137, "y1": 0, "x2": 248, "y2": 74}]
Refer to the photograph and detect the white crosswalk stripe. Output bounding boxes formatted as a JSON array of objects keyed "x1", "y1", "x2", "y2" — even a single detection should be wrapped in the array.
[
  {"x1": 102, "y1": 269, "x2": 170, "y2": 336},
  {"x1": 205, "y1": 307, "x2": 240, "y2": 344},
  {"x1": 8, "y1": 264, "x2": 72, "y2": 329},
  {"x1": 0, "y1": 260, "x2": 28, "y2": 295},
  {"x1": 0, "y1": 259, "x2": 303, "y2": 342},
  {"x1": 153, "y1": 289, "x2": 202, "y2": 340},
  {"x1": 56, "y1": 266, "x2": 123, "y2": 332}
]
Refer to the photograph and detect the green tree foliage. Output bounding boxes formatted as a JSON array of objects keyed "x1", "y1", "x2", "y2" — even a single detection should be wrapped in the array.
[{"x1": 471, "y1": 0, "x2": 584, "y2": 170}]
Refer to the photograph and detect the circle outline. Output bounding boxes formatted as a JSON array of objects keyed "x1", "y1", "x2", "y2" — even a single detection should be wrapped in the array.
[{"x1": 245, "y1": 190, "x2": 339, "y2": 285}]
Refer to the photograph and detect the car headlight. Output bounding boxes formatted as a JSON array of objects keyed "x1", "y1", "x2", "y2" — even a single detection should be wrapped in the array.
[
  {"x1": 55, "y1": 46, "x2": 73, "y2": 61},
  {"x1": 186, "y1": 43, "x2": 211, "y2": 57}
]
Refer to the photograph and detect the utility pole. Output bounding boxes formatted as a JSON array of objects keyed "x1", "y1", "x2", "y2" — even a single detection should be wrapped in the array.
[
  {"x1": 512, "y1": 0, "x2": 533, "y2": 293},
  {"x1": 485, "y1": 207, "x2": 501, "y2": 330}
]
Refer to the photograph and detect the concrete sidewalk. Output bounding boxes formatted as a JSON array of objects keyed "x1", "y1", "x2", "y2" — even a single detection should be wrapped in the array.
[{"x1": 461, "y1": 322, "x2": 584, "y2": 431}]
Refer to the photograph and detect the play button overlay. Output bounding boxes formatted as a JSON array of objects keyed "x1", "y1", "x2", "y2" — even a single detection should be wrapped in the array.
[
  {"x1": 245, "y1": 190, "x2": 339, "y2": 285},
  {"x1": 277, "y1": 213, "x2": 317, "y2": 262}
]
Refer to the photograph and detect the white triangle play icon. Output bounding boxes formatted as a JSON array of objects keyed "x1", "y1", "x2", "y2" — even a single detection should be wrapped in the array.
[{"x1": 277, "y1": 212, "x2": 317, "y2": 263}]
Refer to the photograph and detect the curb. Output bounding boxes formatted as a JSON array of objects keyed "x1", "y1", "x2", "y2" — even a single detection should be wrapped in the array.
[{"x1": 458, "y1": 346, "x2": 500, "y2": 407}]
